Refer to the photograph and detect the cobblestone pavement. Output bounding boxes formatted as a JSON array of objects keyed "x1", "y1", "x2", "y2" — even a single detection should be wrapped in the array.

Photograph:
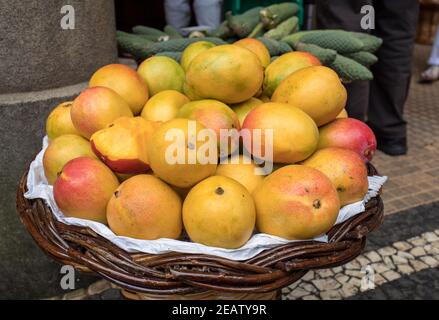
[
  {"x1": 48, "y1": 45, "x2": 439, "y2": 300},
  {"x1": 373, "y1": 44, "x2": 439, "y2": 215}
]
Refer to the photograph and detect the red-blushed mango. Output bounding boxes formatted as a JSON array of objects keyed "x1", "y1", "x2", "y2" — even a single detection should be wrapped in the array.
[
  {"x1": 242, "y1": 102, "x2": 319, "y2": 163},
  {"x1": 263, "y1": 51, "x2": 321, "y2": 97},
  {"x1": 46, "y1": 101, "x2": 79, "y2": 140},
  {"x1": 253, "y1": 165, "x2": 340, "y2": 240},
  {"x1": 231, "y1": 97, "x2": 263, "y2": 127},
  {"x1": 234, "y1": 38, "x2": 271, "y2": 68},
  {"x1": 272, "y1": 66, "x2": 347, "y2": 126},
  {"x1": 336, "y1": 108, "x2": 348, "y2": 119},
  {"x1": 89, "y1": 64, "x2": 149, "y2": 115},
  {"x1": 215, "y1": 154, "x2": 265, "y2": 194},
  {"x1": 180, "y1": 41, "x2": 217, "y2": 72},
  {"x1": 106, "y1": 174, "x2": 182, "y2": 240},
  {"x1": 43, "y1": 134, "x2": 96, "y2": 184},
  {"x1": 137, "y1": 56, "x2": 185, "y2": 96},
  {"x1": 141, "y1": 90, "x2": 189, "y2": 122},
  {"x1": 177, "y1": 99, "x2": 240, "y2": 157},
  {"x1": 53, "y1": 157, "x2": 119, "y2": 224},
  {"x1": 183, "y1": 176, "x2": 256, "y2": 249},
  {"x1": 90, "y1": 117, "x2": 158, "y2": 174},
  {"x1": 318, "y1": 118, "x2": 377, "y2": 162},
  {"x1": 302, "y1": 147, "x2": 369, "y2": 206},
  {"x1": 71, "y1": 87, "x2": 133, "y2": 139},
  {"x1": 184, "y1": 44, "x2": 264, "y2": 104},
  {"x1": 147, "y1": 118, "x2": 217, "y2": 188}
]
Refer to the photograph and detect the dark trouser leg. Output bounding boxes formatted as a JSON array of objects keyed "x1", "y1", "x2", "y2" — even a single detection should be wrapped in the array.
[
  {"x1": 315, "y1": 0, "x2": 371, "y2": 121},
  {"x1": 368, "y1": 0, "x2": 419, "y2": 140}
]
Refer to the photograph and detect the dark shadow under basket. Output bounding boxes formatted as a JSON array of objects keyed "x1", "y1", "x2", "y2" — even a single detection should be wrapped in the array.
[{"x1": 16, "y1": 164, "x2": 384, "y2": 295}]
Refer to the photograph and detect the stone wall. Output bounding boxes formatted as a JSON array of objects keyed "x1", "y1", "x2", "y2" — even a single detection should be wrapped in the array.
[
  {"x1": 0, "y1": 0, "x2": 117, "y2": 299},
  {"x1": 0, "y1": 0, "x2": 117, "y2": 93}
]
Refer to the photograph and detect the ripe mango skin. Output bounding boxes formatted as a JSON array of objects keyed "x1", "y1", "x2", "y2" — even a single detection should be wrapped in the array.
[
  {"x1": 147, "y1": 118, "x2": 217, "y2": 188},
  {"x1": 183, "y1": 176, "x2": 256, "y2": 249},
  {"x1": 263, "y1": 51, "x2": 321, "y2": 97},
  {"x1": 302, "y1": 147, "x2": 369, "y2": 206},
  {"x1": 141, "y1": 90, "x2": 189, "y2": 123},
  {"x1": 318, "y1": 118, "x2": 377, "y2": 162},
  {"x1": 184, "y1": 45, "x2": 264, "y2": 104},
  {"x1": 272, "y1": 65, "x2": 347, "y2": 127},
  {"x1": 234, "y1": 38, "x2": 271, "y2": 68},
  {"x1": 107, "y1": 174, "x2": 182, "y2": 240},
  {"x1": 89, "y1": 63, "x2": 149, "y2": 115},
  {"x1": 46, "y1": 101, "x2": 80, "y2": 140},
  {"x1": 43, "y1": 134, "x2": 96, "y2": 185},
  {"x1": 71, "y1": 87, "x2": 133, "y2": 139},
  {"x1": 242, "y1": 102, "x2": 319, "y2": 164},
  {"x1": 253, "y1": 165, "x2": 340, "y2": 240},
  {"x1": 181, "y1": 41, "x2": 217, "y2": 72},
  {"x1": 54, "y1": 157, "x2": 119, "y2": 224},
  {"x1": 138, "y1": 56, "x2": 185, "y2": 96}
]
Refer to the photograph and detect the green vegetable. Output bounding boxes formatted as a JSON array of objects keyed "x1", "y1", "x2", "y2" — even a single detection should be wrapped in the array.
[
  {"x1": 281, "y1": 31, "x2": 315, "y2": 46},
  {"x1": 164, "y1": 25, "x2": 183, "y2": 39},
  {"x1": 117, "y1": 34, "x2": 226, "y2": 59},
  {"x1": 226, "y1": 7, "x2": 263, "y2": 38},
  {"x1": 293, "y1": 42, "x2": 337, "y2": 65},
  {"x1": 117, "y1": 31, "x2": 155, "y2": 58},
  {"x1": 350, "y1": 32, "x2": 383, "y2": 53},
  {"x1": 260, "y1": 3, "x2": 299, "y2": 29},
  {"x1": 256, "y1": 37, "x2": 292, "y2": 56},
  {"x1": 263, "y1": 16, "x2": 298, "y2": 40},
  {"x1": 209, "y1": 20, "x2": 234, "y2": 39},
  {"x1": 300, "y1": 30, "x2": 364, "y2": 54},
  {"x1": 155, "y1": 51, "x2": 182, "y2": 62},
  {"x1": 345, "y1": 51, "x2": 378, "y2": 67},
  {"x1": 132, "y1": 25, "x2": 167, "y2": 37},
  {"x1": 329, "y1": 54, "x2": 373, "y2": 81}
]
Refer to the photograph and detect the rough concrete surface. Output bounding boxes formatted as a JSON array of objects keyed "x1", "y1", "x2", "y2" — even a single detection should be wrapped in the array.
[{"x1": 0, "y1": 0, "x2": 117, "y2": 93}]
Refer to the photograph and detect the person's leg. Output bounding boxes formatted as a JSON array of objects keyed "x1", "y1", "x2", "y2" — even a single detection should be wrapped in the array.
[
  {"x1": 164, "y1": 0, "x2": 192, "y2": 29},
  {"x1": 368, "y1": 0, "x2": 419, "y2": 155},
  {"x1": 428, "y1": 27, "x2": 439, "y2": 65},
  {"x1": 315, "y1": 0, "x2": 371, "y2": 121},
  {"x1": 421, "y1": 27, "x2": 439, "y2": 82},
  {"x1": 193, "y1": 0, "x2": 223, "y2": 29}
]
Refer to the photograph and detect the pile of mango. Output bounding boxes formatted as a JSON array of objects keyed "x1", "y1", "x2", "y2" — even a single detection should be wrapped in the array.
[
  {"x1": 42, "y1": 38, "x2": 378, "y2": 250},
  {"x1": 117, "y1": 3, "x2": 381, "y2": 82}
]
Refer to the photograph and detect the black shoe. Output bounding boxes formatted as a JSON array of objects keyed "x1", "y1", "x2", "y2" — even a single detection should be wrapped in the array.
[{"x1": 376, "y1": 136, "x2": 407, "y2": 156}]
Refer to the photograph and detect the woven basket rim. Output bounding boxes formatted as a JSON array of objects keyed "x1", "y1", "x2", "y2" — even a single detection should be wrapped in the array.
[{"x1": 16, "y1": 164, "x2": 384, "y2": 294}]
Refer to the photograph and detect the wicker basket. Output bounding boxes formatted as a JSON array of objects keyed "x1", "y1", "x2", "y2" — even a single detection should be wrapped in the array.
[{"x1": 16, "y1": 164, "x2": 383, "y2": 299}]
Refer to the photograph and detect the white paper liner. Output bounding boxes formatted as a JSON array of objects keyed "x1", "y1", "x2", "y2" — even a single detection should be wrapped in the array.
[{"x1": 24, "y1": 137, "x2": 387, "y2": 261}]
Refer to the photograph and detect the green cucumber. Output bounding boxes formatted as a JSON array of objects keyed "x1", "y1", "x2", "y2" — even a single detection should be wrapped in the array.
[
  {"x1": 300, "y1": 30, "x2": 364, "y2": 54},
  {"x1": 329, "y1": 54, "x2": 373, "y2": 81},
  {"x1": 132, "y1": 25, "x2": 167, "y2": 37},
  {"x1": 293, "y1": 42, "x2": 337, "y2": 65},
  {"x1": 226, "y1": 7, "x2": 263, "y2": 38},
  {"x1": 345, "y1": 51, "x2": 378, "y2": 67},
  {"x1": 264, "y1": 16, "x2": 299, "y2": 40}
]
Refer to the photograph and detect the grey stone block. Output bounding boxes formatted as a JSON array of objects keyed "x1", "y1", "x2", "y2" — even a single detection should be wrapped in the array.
[
  {"x1": 0, "y1": 0, "x2": 117, "y2": 93},
  {"x1": 0, "y1": 83, "x2": 98, "y2": 299}
]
